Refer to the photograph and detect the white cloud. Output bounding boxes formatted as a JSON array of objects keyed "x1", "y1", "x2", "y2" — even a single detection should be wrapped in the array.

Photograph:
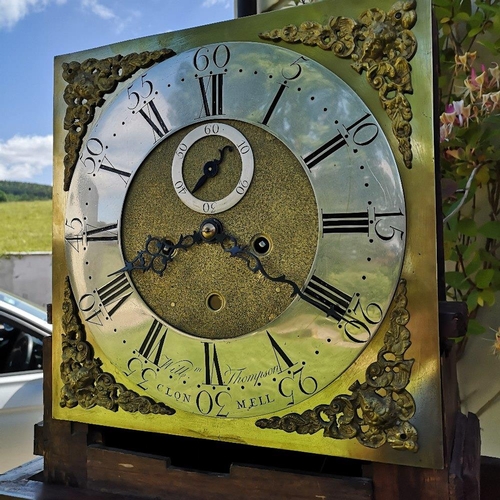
[
  {"x1": 202, "y1": 0, "x2": 231, "y2": 8},
  {"x1": 0, "y1": 0, "x2": 65, "y2": 30},
  {"x1": 0, "y1": 0, "x2": 120, "y2": 30},
  {"x1": 81, "y1": 0, "x2": 115, "y2": 20},
  {"x1": 0, "y1": 135, "x2": 53, "y2": 181}
]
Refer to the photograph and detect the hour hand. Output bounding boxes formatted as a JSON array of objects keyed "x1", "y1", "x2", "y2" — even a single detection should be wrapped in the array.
[
  {"x1": 111, "y1": 232, "x2": 202, "y2": 278},
  {"x1": 110, "y1": 220, "x2": 222, "y2": 278}
]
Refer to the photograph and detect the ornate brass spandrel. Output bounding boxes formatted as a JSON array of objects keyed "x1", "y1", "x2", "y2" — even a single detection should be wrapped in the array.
[
  {"x1": 256, "y1": 279, "x2": 418, "y2": 453},
  {"x1": 259, "y1": 0, "x2": 417, "y2": 169},
  {"x1": 61, "y1": 48, "x2": 175, "y2": 191},
  {"x1": 60, "y1": 276, "x2": 175, "y2": 416}
]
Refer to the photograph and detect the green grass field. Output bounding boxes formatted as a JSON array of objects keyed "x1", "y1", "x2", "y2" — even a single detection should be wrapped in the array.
[{"x1": 0, "y1": 200, "x2": 52, "y2": 255}]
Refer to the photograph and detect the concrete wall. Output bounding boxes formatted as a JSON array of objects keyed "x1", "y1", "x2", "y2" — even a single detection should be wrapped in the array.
[{"x1": 0, "y1": 253, "x2": 51, "y2": 307}]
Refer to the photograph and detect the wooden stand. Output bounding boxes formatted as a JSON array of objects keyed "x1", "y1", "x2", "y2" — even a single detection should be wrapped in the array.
[{"x1": 0, "y1": 303, "x2": 482, "y2": 499}]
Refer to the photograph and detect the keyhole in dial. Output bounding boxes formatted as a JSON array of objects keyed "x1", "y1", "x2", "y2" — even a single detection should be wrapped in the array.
[
  {"x1": 253, "y1": 235, "x2": 271, "y2": 255},
  {"x1": 207, "y1": 293, "x2": 225, "y2": 312}
]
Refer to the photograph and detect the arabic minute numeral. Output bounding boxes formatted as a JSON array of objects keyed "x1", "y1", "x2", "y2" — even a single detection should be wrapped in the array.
[
  {"x1": 278, "y1": 366, "x2": 318, "y2": 406},
  {"x1": 195, "y1": 390, "x2": 231, "y2": 417},
  {"x1": 127, "y1": 74, "x2": 154, "y2": 110},
  {"x1": 193, "y1": 44, "x2": 230, "y2": 72},
  {"x1": 123, "y1": 357, "x2": 157, "y2": 391},
  {"x1": 79, "y1": 137, "x2": 130, "y2": 184}
]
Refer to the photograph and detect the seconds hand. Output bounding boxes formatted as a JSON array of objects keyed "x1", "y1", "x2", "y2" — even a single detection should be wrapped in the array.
[{"x1": 191, "y1": 145, "x2": 233, "y2": 194}]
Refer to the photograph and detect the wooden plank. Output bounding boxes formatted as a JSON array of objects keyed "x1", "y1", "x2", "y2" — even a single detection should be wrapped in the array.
[
  {"x1": 86, "y1": 445, "x2": 373, "y2": 500},
  {"x1": 439, "y1": 302, "x2": 467, "y2": 465},
  {"x1": 448, "y1": 412, "x2": 467, "y2": 500},
  {"x1": 0, "y1": 458, "x2": 138, "y2": 500},
  {"x1": 371, "y1": 463, "x2": 449, "y2": 500},
  {"x1": 462, "y1": 413, "x2": 480, "y2": 500}
]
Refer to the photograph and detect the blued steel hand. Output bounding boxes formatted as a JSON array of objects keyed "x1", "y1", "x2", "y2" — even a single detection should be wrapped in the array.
[
  {"x1": 111, "y1": 218, "x2": 301, "y2": 299},
  {"x1": 191, "y1": 145, "x2": 233, "y2": 194}
]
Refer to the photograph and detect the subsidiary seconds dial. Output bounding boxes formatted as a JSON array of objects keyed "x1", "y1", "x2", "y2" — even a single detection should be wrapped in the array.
[{"x1": 172, "y1": 122, "x2": 254, "y2": 214}]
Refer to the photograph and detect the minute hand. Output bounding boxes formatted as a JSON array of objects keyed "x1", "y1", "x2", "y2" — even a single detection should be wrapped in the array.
[{"x1": 219, "y1": 235, "x2": 302, "y2": 299}]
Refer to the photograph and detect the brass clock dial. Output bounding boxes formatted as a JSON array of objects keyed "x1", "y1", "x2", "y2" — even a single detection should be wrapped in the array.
[{"x1": 64, "y1": 42, "x2": 406, "y2": 419}]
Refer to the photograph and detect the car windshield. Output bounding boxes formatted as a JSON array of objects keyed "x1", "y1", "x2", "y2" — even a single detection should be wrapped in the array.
[{"x1": 0, "y1": 292, "x2": 47, "y2": 321}]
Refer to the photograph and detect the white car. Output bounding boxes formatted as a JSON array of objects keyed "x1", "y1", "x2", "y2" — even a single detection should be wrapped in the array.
[{"x1": 0, "y1": 291, "x2": 51, "y2": 473}]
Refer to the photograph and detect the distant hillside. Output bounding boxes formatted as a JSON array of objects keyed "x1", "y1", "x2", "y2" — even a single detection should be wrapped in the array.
[{"x1": 0, "y1": 180, "x2": 52, "y2": 201}]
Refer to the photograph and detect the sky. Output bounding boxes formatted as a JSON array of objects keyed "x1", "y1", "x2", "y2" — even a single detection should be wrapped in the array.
[{"x1": 0, "y1": 0, "x2": 234, "y2": 186}]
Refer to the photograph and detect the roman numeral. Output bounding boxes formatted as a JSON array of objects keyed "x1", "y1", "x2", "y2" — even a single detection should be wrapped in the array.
[
  {"x1": 79, "y1": 273, "x2": 133, "y2": 325},
  {"x1": 322, "y1": 208, "x2": 405, "y2": 240},
  {"x1": 99, "y1": 156, "x2": 131, "y2": 183},
  {"x1": 322, "y1": 212, "x2": 369, "y2": 235},
  {"x1": 261, "y1": 83, "x2": 288, "y2": 126},
  {"x1": 266, "y1": 331, "x2": 295, "y2": 372},
  {"x1": 303, "y1": 113, "x2": 377, "y2": 169},
  {"x1": 65, "y1": 220, "x2": 118, "y2": 251},
  {"x1": 137, "y1": 320, "x2": 168, "y2": 367},
  {"x1": 302, "y1": 275, "x2": 353, "y2": 322},
  {"x1": 86, "y1": 223, "x2": 118, "y2": 242},
  {"x1": 95, "y1": 273, "x2": 132, "y2": 318},
  {"x1": 198, "y1": 74, "x2": 224, "y2": 117},
  {"x1": 303, "y1": 131, "x2": 347, "y2": 169},
  {"x1": 138, "y1": 99, "x2": 169, "y2": 140},
  {"x1": 203, "y1": 342, "x2": 225, "y2": 386}
]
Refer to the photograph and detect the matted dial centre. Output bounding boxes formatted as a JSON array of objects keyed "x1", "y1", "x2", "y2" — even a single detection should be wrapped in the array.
[{"x1": 121, "y1": 120, "x2": 318, "y2": 339}]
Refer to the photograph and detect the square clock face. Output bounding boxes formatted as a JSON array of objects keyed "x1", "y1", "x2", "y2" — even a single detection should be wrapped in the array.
[{"x1": 52, "y1": 0, "x2": 443, "y2": 468}]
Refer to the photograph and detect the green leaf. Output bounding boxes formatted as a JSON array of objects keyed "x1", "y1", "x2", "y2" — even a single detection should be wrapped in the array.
[
  {"x1": 467, "y1": 318, "x2": 486, "y2": 336},
  {"x1": 433, "y1": 0, "x2": 452, "y2": 9},
  {"x1": 454, "y1": 11, "x2": 470, "y2": 21},
  {"x1": 475, "y1": 269, "x2": 495, "y2": 289},
  {"x1": 480, "y1": 288, "x2": 496, "y2": 306},
  {"x1": 467, "y1": 289, "x2": 480, "y2": 312},
  {"x1": 445, "y1": 271, "x2": 468, "y2": 289},
  {"x1": 468, "y1": 25, "x2": 483, "y2": 37},
  {"x1": 457, "y1": 218, "x2": 477, "y2": 237},
  {"x1": 478, "y1": 249, "x2": 500, "y2": 268},
  {"x1": 478, "y1": 39, "x2": 499, "y2": 53},
  {"x1": 462, "y1": 241, "x2": 478, "y2": 262},
  {"x1": 478, "y1": 221, "x2": 500, "y2": 239},
  {"x1": 465, "y1": 255, "x2": 483, "y2": 276}
]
